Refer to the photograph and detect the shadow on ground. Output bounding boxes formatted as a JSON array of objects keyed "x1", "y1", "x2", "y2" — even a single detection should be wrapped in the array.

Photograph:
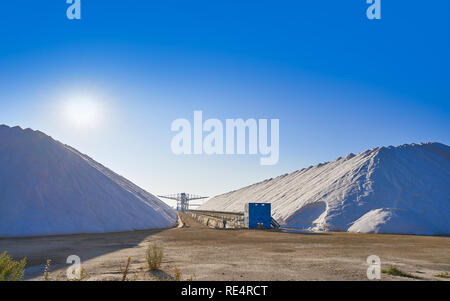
[
  {"x1": 149, "y1": 269, "x2": 174, "y2": 280},
  {"x1": 0, "y1": 228, "x2": 165, "y2": 280}
]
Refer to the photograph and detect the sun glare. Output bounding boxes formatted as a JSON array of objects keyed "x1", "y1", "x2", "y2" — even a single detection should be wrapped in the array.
[{"x1": 64, "y1": 98, "x2": 101, "y2": 129}]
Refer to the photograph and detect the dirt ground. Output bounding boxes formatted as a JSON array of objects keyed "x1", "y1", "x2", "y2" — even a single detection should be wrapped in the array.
[{"x1": 1, "y1": 213, "x2": 449, "y2": 281}]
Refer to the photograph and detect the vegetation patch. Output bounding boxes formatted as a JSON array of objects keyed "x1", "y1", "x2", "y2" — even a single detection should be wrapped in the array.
[
  {"x1": 43, "y1": 259, "x2": 51, "y2": 281},
  {"x1": 120, "y1": 257, "x2": 131, "y2": 281},
  {"x1": 434, "y1": 272, "x2": 450, "y2": 279},
  {"x1": 0, "y1": 251, "x2": 26, "y2": 281},
  {"x1": 382, "y1": 266, "x2": 421, "y2": 279},
  {"x1": 146, "y1": 243, "x2": 164, "y2": 271}
]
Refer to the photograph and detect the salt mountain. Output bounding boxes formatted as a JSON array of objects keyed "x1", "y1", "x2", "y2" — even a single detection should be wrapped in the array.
[
  {"x1": 0, "y1": 125, "x2": 177, "y2": 237},
  {"x1": 200, "y1": 143, "x2": 450, "y2": 235}
]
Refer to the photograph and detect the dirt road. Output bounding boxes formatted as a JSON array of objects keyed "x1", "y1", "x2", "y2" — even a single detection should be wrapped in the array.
[{"x1": 1, "y1": 213, "x2": 449, "y2": 281}]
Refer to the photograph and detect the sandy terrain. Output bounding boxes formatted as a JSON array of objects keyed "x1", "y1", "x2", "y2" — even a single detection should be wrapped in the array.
[{"x1": 0, "y1": 213, "x2": 449, "y2": 281}]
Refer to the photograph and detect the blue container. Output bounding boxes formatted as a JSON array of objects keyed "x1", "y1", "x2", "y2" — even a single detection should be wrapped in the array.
[{"x1": 244, "y1": 203, "x2": 272, "y2": 229}]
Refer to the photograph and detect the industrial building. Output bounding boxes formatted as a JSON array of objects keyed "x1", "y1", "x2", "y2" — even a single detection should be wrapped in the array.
[{"x1": 244, "y1": 203, "x2": 273, "y2": 229}]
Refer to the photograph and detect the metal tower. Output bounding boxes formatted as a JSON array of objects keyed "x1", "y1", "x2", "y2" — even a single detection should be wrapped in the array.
[{"x1": 158, "y1": 193, "x2": 208, "y2": 212}]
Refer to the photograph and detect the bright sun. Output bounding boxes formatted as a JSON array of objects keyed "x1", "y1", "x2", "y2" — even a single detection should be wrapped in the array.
[{"x1": 64, "y1": 98, "x2": 101, "y2": 129}]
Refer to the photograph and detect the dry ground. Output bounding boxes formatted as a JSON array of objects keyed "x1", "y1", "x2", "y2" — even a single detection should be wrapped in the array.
[{"x1": 1, "y1": 213, "x2": 449, "y2": 281}]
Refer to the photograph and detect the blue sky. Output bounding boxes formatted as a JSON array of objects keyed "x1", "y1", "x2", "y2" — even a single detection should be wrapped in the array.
[{"x1": 0, "y1": 1, "x2": 449, "y2": 206}]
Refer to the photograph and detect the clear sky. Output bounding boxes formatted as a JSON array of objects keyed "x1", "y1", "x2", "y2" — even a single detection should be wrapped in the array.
[{"x1": 0, "y1": 1, "x2": 449, "y2": 207}]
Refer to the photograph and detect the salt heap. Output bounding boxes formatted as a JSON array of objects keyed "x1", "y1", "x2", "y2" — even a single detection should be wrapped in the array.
[
  {"x1": 0, "y1": 125, "x2": 177, "y2": 237},
  {"x1": 200, "y1": 143, "x2": 450, "y2": 235}
]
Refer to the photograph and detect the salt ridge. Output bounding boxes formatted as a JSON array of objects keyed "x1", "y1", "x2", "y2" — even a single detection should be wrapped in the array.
[
  {"x1": 0, "y1": 125, "x2": 177, "y2": 237},
  {"x1": 200, "y1": 143, "x2": 450, "y2": 235}
]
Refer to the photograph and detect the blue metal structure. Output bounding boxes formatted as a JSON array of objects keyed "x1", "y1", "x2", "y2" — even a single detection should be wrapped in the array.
[{"x1": 244, "y1": 203, "x2": 272, "y2": 229}]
